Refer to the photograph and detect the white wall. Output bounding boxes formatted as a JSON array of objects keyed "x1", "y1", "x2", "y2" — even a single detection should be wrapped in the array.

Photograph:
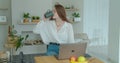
[
  {"x1": 52, "y1": 0, "x2": 83, "y2": 33},
  {"x1": 108, "y1": 0, "x2": 120, "y2": 63},
  {"x1": 11, "y1": 0, "x2": 52, "y2": 34},
  {"x1": 0, "y1": 0, "x2": 11, "y2": 50}
]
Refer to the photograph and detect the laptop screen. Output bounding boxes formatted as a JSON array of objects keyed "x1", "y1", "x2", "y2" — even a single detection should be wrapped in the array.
[{"x1": 57, "y1": 42, "x2": 87, "y2": 60}]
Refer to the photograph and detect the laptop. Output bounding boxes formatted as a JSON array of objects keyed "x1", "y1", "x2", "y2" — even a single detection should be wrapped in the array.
[{"x1": 57, "y1": 42, "x2": 87, "y2": 60}]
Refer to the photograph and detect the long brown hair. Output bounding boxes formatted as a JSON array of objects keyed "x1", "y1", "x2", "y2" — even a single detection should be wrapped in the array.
[{"x1": 54, "y1": 4, "x2": 69, "y2": 22}]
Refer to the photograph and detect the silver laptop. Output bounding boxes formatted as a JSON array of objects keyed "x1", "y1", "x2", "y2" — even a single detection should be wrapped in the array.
[{"x1": 57, "y1": 42, "x2": 87, "y2": 60}]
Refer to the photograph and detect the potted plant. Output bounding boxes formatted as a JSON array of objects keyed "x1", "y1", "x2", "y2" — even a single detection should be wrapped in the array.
[
  {"x1": 15, "y1": 34, "x2": 29, "y2": 51},
  {"x1": 8, "y1": 25, "x2": 18, "y2": 44},
  {"x1": 32, "y1": 16, "x2": 36, "y2": 20},
  {"x1": 8, "y1": 25, "x2": 29, "y2": 51},
  {"x1": 36, "y1": 16, "x2": 40, "y2": 20},
  {"x1": 72, "y1": 12, "x2": 81, "y2": 22},
  {"x1": 32, "y1": 16, "x2": 40, "y2": 23},
  {"x1": 36, "y1": 16, "x2": 40, "y2": 22},
  {"x1": 23, "y1": 13, "x2": 30, "y2": 23},
  {"x1": 32, "y1": 16, "x2": 36, "y2": 22}
]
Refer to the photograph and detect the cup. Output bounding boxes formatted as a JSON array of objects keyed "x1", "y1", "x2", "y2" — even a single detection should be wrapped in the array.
[{"x1": 44, "y1": 10, "x2": 54, "y2": 18}]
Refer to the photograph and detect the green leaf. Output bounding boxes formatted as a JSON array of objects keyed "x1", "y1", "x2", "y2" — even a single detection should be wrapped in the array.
[
  {"x1": 23, "y1": 13, "x2": 30, "y2": 18},
  {"x1": 15, "y1": 36, "x2": 24, "y2": 51},
  {"x1": 20, "y1": 37, "x2": 24, "y2": 42},
  {"x1": 15, "y1": 41, "x2": 21, "y2": 51},
  {"x1": 15, "y1": 34, "x2": 29, "y2": 51},
  {"x1": 25, "y1": 34, "x2": 29, "y2": 40},
  {"x1": 72, "y1": 12, "x2": 80, "y2": 17}
]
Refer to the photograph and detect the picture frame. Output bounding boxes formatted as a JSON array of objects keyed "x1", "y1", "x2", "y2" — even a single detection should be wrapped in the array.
[{"x1": 0, "y1": 16, "x2": 7, "y2": 25}]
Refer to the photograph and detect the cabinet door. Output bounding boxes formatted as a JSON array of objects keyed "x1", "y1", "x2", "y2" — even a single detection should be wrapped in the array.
[
  {"x1": 0, "y1": 0, "x2": 9, "y2": 9},
  {"x1": 0, "y1": 0, "x2": 9, "y2": 24}
]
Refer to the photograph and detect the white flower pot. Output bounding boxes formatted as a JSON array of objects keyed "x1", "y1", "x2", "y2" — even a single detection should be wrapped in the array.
[{"x1": 74, "y1": 17, "x2": 81, "y2": 22}]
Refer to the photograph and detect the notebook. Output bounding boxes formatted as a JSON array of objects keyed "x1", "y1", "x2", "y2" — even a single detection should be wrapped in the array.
[{"x1": 57, "y1": 42, "x2": 87, "y2": 60}]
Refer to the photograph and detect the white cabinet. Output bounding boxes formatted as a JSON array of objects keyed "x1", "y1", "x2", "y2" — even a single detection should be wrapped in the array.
[{"x1": 15, "y1": 45, "x2": 47, "y2": 55}]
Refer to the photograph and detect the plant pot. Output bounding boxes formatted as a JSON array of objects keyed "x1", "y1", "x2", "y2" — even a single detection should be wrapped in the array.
[
  {"x1": 32, "y1": 20, "x2": 40, "y2": 23},
  {"x1": 23, "y1": 18, "x2": 29, "y2": 23},
  {"x1": 8, "y1": 36, "x2": 18, "y2": 44},
  {"x1": 74, "y1": 17, "x2": 81, "y2": 22}
]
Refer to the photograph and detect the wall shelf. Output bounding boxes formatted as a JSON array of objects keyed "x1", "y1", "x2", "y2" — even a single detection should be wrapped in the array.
[
  {"x1": 21, "y1": 31, "x2": 33, "y2": 33},
  {"x1": 18, "y1": 22, "x2": 38, "y2": 25},
  {"x1": 65, "y1": 8, "x2": 79, "y2": 11},
  {"x1": 0, "y1": 8, "x2": 8, "y2": 10},
  {"x1": 0, "y1": 22, "x2": 7, "y2": 25}
]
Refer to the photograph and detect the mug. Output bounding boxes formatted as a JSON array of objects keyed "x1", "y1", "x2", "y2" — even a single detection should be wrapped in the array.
[{"x1": 44, "y1": 10, "x2": 54, "y2": 18}]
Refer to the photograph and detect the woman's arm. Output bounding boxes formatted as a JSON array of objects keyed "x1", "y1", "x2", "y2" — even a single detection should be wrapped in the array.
[
  {"x1": 68, "y1": 24, "x2": 75, "y2": 43},
  {"x1": 33, "y1": 21, "x2": 44, "y2": 34}
]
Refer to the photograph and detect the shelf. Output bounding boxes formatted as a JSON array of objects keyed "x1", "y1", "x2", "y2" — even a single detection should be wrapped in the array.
[
  {"x1": 0, "y1": 22, "x2": 7, "y2": 25},
  {"x1": 68, "y1": 19, "x2": 81, "y2": 24},
  {"x1": 18, "y1": 22, "x2": 38, "y2": 25},
  {"x1": 0, "y1": 8, "x2": 8, "y2": 10},
  {"x1": 65, "y1": 8, "x2": 79, "y2": 11},
  {"x1": 21, "y1": 31, "x2": 33, "y2": 33}
]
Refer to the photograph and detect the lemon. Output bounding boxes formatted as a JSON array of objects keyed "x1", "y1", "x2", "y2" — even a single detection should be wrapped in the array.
[{"x1": 78, "y1": 56, "x2": 86, "y2": 62}]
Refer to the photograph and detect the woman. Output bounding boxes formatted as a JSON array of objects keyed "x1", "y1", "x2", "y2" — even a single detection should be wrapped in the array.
[{"x1": 33, "y1": 4, "x2": 75, "y2": 55}]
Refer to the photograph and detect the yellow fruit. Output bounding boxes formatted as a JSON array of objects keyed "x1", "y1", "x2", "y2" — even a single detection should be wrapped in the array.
[
  {"x1": 84, "y1": 61, "x2": 88, "y2": 63},
  {"x1": 78, "y1": 61, "x2": 88, "y2": 63},
  {"x1": 78, "y1": 56, "x2": 86, "y2": 62},
  {"x1": 70, "y1": 61, "x2": 77, "y2": 63}
]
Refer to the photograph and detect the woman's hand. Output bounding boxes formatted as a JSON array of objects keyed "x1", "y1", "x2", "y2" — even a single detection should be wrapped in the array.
[
  {"x1": 43, "y1": 16, "x2": 52, "y2": 21},
  {"x1": 43, "y1": 17, "x2": 48, "y2": 21}
]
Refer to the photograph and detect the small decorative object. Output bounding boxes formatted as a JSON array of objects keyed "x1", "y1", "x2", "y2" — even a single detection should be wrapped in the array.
[
  {"x1": 8, "y1": 25, "x2": 18, "y2": 44},
  {"x1": 0, "y1": 16, "x2": 7, "y2": 22},
  {"x1": 24, "y1": 39, "x2": 43, "y2": 45},
  {"x1": 23, "y1": 13, "x2": 30, "y2": 23},
  {"x1": 36, "y1": 16, "x2": 40, "y2": 22},
  {"x1": 65, "y1": 4, "x2": 71, "y2": 9},
  {"x1": 32, "y1": 16, "x2": 40, "y2": 23},
  {"x1": 72, "y1": 12, "x2": 81, "y2": 22},
  {"x1": 32, "y1": 16, "x2": 36, "y2": 22},
  {"x1": 65, "y1": 7, "x2": 70, "y2": 9},
  {"x1": 36, "y1": 16, "x2": 40, "y2": 20}
]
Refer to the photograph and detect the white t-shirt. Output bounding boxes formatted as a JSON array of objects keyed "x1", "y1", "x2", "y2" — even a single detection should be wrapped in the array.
[{"x1": 33, "y1": 20, "x2": 75, "y2": 44}]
